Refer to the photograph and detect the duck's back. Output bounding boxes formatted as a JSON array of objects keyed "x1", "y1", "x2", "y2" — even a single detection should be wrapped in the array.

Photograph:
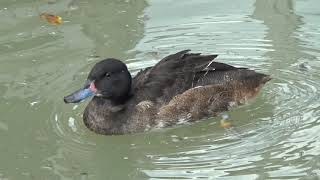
[
  {"x1": 133, "y1": 50, "x2": 227, "y2": 102},
  {"x1": 132, "y1": 50, "x2": 269, "y2": 103}
]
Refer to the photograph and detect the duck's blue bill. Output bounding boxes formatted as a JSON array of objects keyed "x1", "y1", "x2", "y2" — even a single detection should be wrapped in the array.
[{"x1": 64, "y1": 81, "x2": 96, "y2": 103}]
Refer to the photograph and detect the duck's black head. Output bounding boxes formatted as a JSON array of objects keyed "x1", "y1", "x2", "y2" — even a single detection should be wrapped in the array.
[{"x1": 64, "y1": 58, "x2": 132, "y2": 104}]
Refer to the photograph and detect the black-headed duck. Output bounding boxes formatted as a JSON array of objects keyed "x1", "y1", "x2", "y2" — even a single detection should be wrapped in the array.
[{"x1": 64, "y1": 50, "x2": 271, "y2": 135}]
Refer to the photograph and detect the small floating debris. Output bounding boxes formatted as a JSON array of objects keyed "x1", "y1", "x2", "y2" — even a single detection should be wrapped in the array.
[
  {"x1": 40, "y1": 13, "x2": 62, "y2": 25},
  {"x1": 30, "y1": 101, "x2": 39, "y2": 106},
  {"x1": 170, "y1": 134, "x2": 184, "y2": 142},
  {"x1": 41, "y1": 165, "x2": 53, "y2": 170},
  {"x1": 68, "y1": 117, "x2": 77, "y2": 132},
  {"x1": 298, "y1": 62, "x2": 311, "y2": 72},
  {"x1": 171, "y1": 138, "x2": 180, "y2": 143},
  {"x1": 88, "y1": 54, "x2": 100, "y2": 58},
  {"x1": 54, "y1": 114, "x2": 58, "y2": 122},
  {"x1": 87, "y1": 55, "x2": 100, "y2": 62},
  {"x1": 220, "y1": 114, "x2": 232, "y2": 128},
  {"x1": 17, "y1": 82, "x2": 27, "y2": 85},
  {"x1": 17, "y1": 32, "x2": 25, "y2": 36},
  {"x1": 220, "y1": 120, "x2": 232, "y2": 128},
  {"x1": 72, "y1": 105, "x2": 79, "y2": 110}
]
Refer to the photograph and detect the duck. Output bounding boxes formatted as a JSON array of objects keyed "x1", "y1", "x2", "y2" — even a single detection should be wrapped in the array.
[{"x1": 64, "y1": 50, "x2": 271, "y2": 135}]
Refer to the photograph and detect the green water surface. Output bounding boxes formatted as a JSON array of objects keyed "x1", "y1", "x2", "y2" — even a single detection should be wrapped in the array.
[{"x1": 1, "y1": 0, "x2": 320, "y2": 179}]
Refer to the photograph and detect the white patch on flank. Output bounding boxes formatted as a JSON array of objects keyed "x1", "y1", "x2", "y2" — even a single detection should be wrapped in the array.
[
  {"x1": 156, "y1": 120, "x2": 165, "y2": 128},
  {"x1": 228, "y1": 101, "x2": 237, "y2": 108},
  {"x1": 136, "y1": 101, "x2": 154, "y2": 112},
  {"x1": 54, "y1": 114, "x2": 58, "y2": 122},
  {"x1": 177, "y1": 113, "x2": 192, "y2": 125},
  {"x1": 187, "y1": 113, "x2": 192, "y2": 119},
  {"x1": 177, "y1": 118, "x2": 188, "y2": 125},
  {"x1": 68, "y1": 117, "x2": 77, "y2": 132},
  {"x1": 193, "y1": 86, "x2": 203, "y2": 89}
]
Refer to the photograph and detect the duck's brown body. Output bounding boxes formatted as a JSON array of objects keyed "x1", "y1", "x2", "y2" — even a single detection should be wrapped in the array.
[{"x1": 80, "y1": 50, "x2": 271, "y2": 135}]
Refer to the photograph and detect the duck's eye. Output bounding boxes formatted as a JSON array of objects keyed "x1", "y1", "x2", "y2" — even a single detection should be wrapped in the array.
[{"x1": 105, "y1": 73, "x2": 111, "y2": 77}]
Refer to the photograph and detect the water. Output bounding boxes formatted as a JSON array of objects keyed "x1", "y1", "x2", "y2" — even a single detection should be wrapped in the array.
[{"x1": 1, "y1": 0, "x2": 320, "y2": 179}]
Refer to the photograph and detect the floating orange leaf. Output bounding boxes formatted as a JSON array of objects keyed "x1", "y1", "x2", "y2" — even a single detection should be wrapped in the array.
[{"x1": 40, "y1": 13, "x2": 62, "y2": 25}]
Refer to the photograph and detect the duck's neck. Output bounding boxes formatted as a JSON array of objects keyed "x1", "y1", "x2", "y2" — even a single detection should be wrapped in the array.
[
  {"x1": 108, "y1": 93, "x2": 132, "y2": 105},
  {"x1": 83, "y1": 97, "x2": 128, "y2": 135}
]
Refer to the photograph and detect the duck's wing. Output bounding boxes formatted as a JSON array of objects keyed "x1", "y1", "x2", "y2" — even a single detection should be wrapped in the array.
[{"x1": 132, "y1": 50, "x2": 236, "y2": 102}]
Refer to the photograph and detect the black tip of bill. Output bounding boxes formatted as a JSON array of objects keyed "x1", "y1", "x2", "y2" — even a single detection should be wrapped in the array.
[{"x1": 64, "y1": 87, "x2": 95, "y2": 103}]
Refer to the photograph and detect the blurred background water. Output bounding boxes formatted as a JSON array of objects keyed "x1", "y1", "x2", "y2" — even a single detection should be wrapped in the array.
[{"x1": 0, "y1": 0, "x2": 320, "y2": 179}]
